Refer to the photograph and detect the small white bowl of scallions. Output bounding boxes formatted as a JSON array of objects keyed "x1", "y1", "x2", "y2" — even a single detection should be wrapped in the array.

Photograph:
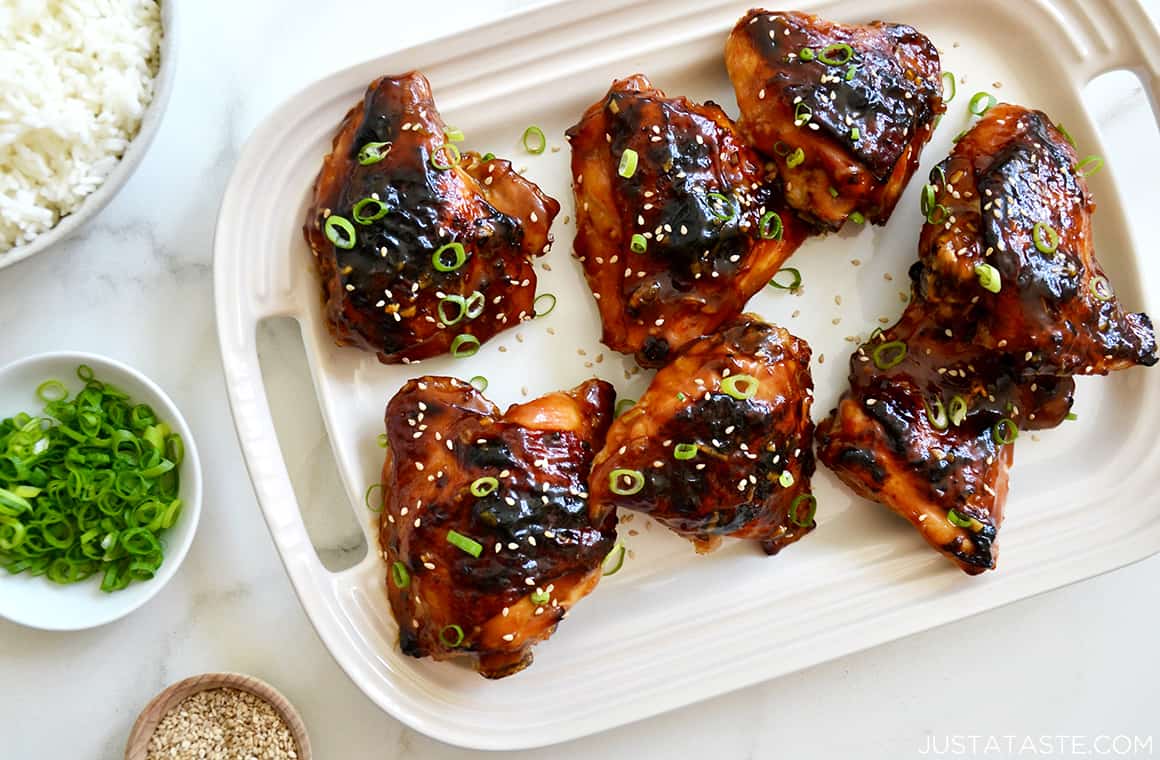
[{"x1": 0, "y1": 352, "x2": 201, "y2": 630}]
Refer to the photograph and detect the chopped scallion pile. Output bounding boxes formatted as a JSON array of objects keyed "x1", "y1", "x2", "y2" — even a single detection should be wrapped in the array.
[{"x1": 0, "y1": 366, "x2": 185, "y2": 592}]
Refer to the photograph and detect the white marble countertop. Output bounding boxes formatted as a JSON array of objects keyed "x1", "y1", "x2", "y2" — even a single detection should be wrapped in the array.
[{"x1": 2, "y1": 1, "x2": 1159, "y2": 757}]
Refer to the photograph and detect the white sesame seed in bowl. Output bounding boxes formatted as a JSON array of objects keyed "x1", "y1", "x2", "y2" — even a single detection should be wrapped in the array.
[{"x1": 124, "y1": 672, "x2": 311, "y2": 760}]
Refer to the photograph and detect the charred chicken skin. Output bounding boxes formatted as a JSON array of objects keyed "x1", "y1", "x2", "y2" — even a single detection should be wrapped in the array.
[
  {"x1": 380, "y1": 377, "x2": 617, "y2": 678},
  {"x1": 567, "y1": 75, "x2": 808, "y2": 368},
  {"x1": 589, "y1": 315, "x2": 816, "y2": 554},
  {"x1": 726, "y1": 9, "x2": 944, "y2": 229},
  {"x1": 305, "y1": 71, "x2": 559, "y2": 364},
  {"x1": 818, "y1": 104, "x2": 1155, "y2": 574}
]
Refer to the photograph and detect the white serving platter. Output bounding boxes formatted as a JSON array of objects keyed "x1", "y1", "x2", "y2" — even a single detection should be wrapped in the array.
[{"x1": 214, "y1": 0, "x2": 1160, "y2": 749}]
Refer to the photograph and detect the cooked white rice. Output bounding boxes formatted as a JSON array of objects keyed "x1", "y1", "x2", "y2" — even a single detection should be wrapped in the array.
[{"x1": 0, "y1": 0, "x2": 162, "y2": 253}]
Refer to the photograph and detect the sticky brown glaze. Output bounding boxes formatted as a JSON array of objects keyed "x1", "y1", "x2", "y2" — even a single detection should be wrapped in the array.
[
  {"x1": 305, "y1": 72, "x2": 559, "y2": 364},
  {"x1": 816, "y1": 303, "x2": 1074, "y2": 574},
  {"x1": 589, "y1": 316, "x2": 815, "y2": 554},
  {"x1": 726, "y1": 9, "x2": 944, "y2": 229},
  {"x1": 379, "y1": 376, "x2": 616, "y2": 678},
  {"x1": 913, "y1": 103, "x2": 1156, "y2": 374},
  {"x1": 566, "y1": 75, "x2": 809, "y2": 368}
]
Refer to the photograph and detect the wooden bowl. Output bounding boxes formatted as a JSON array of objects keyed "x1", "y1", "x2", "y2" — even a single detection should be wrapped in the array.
[{"x1": 124, "y1": 672, "x2": 311, "y2": 759}]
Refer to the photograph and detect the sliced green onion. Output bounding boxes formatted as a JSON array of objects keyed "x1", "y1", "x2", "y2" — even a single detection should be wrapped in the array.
[
  {"x1": 991, "y1": 418, "x2": 1019, "y2": 445},
  {"x1": 530, "y1": 588, "x2": 550, "y2": 605},
  {"x1": 615, "y1": 398, "x2": 636, "y2": 417},
  {"x1": 845, "y1": 64, "x2": 858, "y2": 81},
  {"x1": 849, "y1": 127, "x2": 860, "y2": 141},
  {"x1": 357, "y1": 141, "x2": 392, "y2": 165},
  {"x1": 920, "y1": 184, "x2": 936, "y2": 217},
  {"x1": 968, "y1": 91, "x2": 997, "y2": 117},
  {"x1": 789, "y1": 493, "x2": 817, "y2": 527},
  {"x1": 1090, "y1": 275, "x2": 1113, "y2": 301},
  {"x1": 828, "y1": 186, "x2": 839, "y2": 198},
  {"x1": 773, "y1": 141, "x2": 791, "y2": 156},
  {"x1": 439, "y1": 624, "x2": 465, "y2": 647},
  {"x1": 794, "y1": 102, "x2": 813, "y2": 127},
  {"x1": 948, "y1": 395, "x2": 968, "y2": 426},
  {"x1": 602, "y1": 542, "x2": 626, "y2": 576},
  {"x1": 481, "y1": 152, "x2": 496, "y2": 162},
  {"x1": 391, "y1": 561, "x2": 410, "y2": 589},
  {"x1": 947, "y1": 509, "x2": 979, "y2": 530},
  {"x1": 0, "y1": 366, "x2": 184, "y2": 592},
  {"x1": 438, "y1": 295, "x2": 467, "y2": 326},
  {"x1": 469, "y1": 376, "x2": 488, "y2": 392},
  {"x1": 324, "y1": 215, "x2": 356, "y2": 250},
  {"x1": 721, "y1": 374, "x2": 758, "y2": 400},
  {"x1": 872, "y1": 340, "x2": 907, "y2": 370},
  {"x1": 430, "y1": 143, "x2": 461, "y2": 171},
  {"x1": 609, "y1": 469, "x2": 645, "y2": 496},
  {"x1": 953, "y1": 128, "x2": 970, "y2": 143},
  {"x1": 925, "y1": 397, "x2": 948, "y2": 430},
  {"x1": 377, "y1": 433, "x2": 389, "y2": 448},
  {"x1": 768, "y1": 267, "x2": 802, "y2": 291},
  {"x1": 446, "y1": 529, "x2": 483, "y2": 557},
  {"x1": 927, "y1": 203, "x2": 949, "y2": 225},
  {"x1": 533, "y1": 293, "x2": 557, "y2": 318},
  {"x1": 1055, "y1": 122, "x2": 1076, "y2": 147},
  {"x1": 618, "y1": 148, "x2": 639, "y2": 178},
  {"x1": 364, "y1": 483, "x2": 383, "y2": 512},
  {"x1": 707, "y1": 192, "x2": 737, "y2": 221},
  {"x1": 432, "y1": 242, "x2": 467, "y2": 272},
  {"x1": 974, "y1": 262, "x2": 1002, "y2": 294},
  {"x1": 470, "y1": 476, "x2": 499, "y2": 498},
  {"x1": 36, "y1": 381, "x2": 67, "y2": 403},
  {"x1": 522, "y1": 125, "x2": 547, "y2": 154},
  {"x1": 818, "y1": 43, "x2": 853, "y2": 65},
  {"x1": 673, "y1": 443, "x2": 698, "y2": 460},
  {"x1": 443, "y1": 125, "x2": 465, "y2": 142},
  {"x1": 786, "y1": 147, "x2": 806, "y2": 168},
  {"x1": 778, "y1": 470, "x2": 795, "y2": 488},
  {"x1": 450, "y1": 334, "x2": 480, "y2": 358},
  {"x1": 798, "y1": 47, "x2": 815, "y2": 61},
  {"x1": 464, "y1": 291, "x2": 486, "y2": 319},
  {"x1": 1076, "y1": 155, "x2": 1103, "y2": 177},
  {"x1": 630, "y1": 233, "x2": 648, "y2": 254},
  {"x1": 849, "y1": 211, "x2": 865, "y2": 225},
  {"x1": 941, "y1": 71, "x2": 956, "y2": 103},
  {"x1": 1065, "y1": 412, "x2": 1078, "y2": 421},
  {"x1": 352, "y1": 197, "x2": 389, "y2": 225},
  {"x1": 0, "y1": 488, "x2": 32, "y2": 515},
  {"x1": 1033, "y1": 222, "x2": 1059, "y2": 254},
  {"x1": 759, "y1": 211, "x2": 783, "y2": 240}
]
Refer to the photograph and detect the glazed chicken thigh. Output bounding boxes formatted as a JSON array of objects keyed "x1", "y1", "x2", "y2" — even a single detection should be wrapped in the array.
[
  {"x1": 567, "y1": 75, "x2": 808, "y2": 367},
  {"x1": 913, "y1": 103, "x2": 1156, "y2": 375},
  {"x1": 305, "y1": 71, "x2": 559, "y2": 364},
  {"x1": 816, "y1": 304, "x2": 1075, "y2": 573},
  {"x1": 726, "y1": 10, "x2": 944, "y2": 229},
  {"x1": 590, "y1": 316, "x2": 816, "y2": 554},
  {"x1": 818, "y1": 103, "x2": 1155, "y2": 574},
  {"x1": 380, "y1": 377, "x2": 617, "y2": 678}
]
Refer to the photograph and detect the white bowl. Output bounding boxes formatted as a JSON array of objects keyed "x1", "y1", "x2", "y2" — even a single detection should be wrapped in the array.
[
  {"x1": 0, "y1": 352, "x2": 202, "y2": 630},
  {"x1": 0, "y1": 0, "x2": 178, "y2": 270}
]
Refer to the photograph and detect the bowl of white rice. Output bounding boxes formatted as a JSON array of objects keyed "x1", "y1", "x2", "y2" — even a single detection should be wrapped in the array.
[{"x1": 0, "y1": 0, "x2": 175, "y2": 268}]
